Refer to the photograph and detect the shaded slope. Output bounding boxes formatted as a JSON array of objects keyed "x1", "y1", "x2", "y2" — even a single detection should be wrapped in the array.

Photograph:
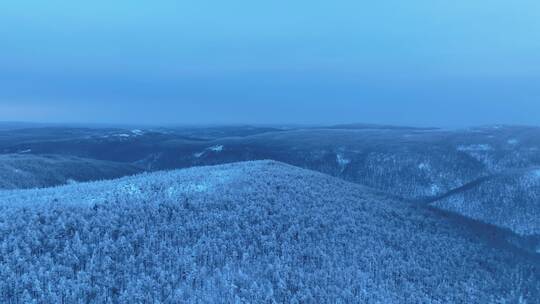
[
  {"x1": 432, "y1": 167, "x2": 540, "y2": 237},
  {"x1": 0, "y1": 161, "x2": 537, "y2": 303},
  {"x1": 0, "y1": 154, "x2": 143, "y2": 189}
]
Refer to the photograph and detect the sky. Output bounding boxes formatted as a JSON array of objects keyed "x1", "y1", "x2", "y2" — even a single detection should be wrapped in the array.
[{"x1": 0, "y1": 0, "x2": 539, "y2": 127}]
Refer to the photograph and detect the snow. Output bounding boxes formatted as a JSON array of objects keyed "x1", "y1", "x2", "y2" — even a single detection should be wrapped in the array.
[
  {"x1": 209, "y1": 145, "x2": 224, "y2": 152},
  {"x1": 0, "y1": 160, "x2": 536, "y2": 303},
  {"x1": 194, "y1": 145, "x2": 225, "y2": 157},
  {"x1": 507, "y1": 139, "x2": 519, "y2": 145},
  {"x1": 430, "y1": 184, "x2": 441, "y2": 195},
  {"x1": 418, "y1": 162, "x2": 430, "y2": 170},
  {"x1": 115, "y1": 134, "x2": 131, "y2": 138},
  {"x1": 457, "y1": 144, "x2": 492, "y2": 152},
  {"x1": 121, "y1": 184, "x2": 142, "y2": 196},
  {"x1": 336, "y1": 154, "x2": 350, "y2": 166},
  {"x1": 108, "y1": 131, "x2": 145, "y2": 138},
  {"x1": 166, "y1": 183, "x2": 208, "y2": 197},
  {"x1": 336, "y1": 153, "x2": 351, "y2": 173}
]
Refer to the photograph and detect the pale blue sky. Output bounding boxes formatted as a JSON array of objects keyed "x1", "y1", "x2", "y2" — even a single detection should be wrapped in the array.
[{"x1": 1, "y1": 0, "x2": 539, "y2": 126}]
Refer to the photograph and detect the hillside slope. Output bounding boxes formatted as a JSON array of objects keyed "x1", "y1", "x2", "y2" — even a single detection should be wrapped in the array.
[
  {"x1": 432, "y1": 167, "x2": 540, "y2": 237},
  {"x1": 0, "y1": 154, "x2": 143, "y2": 189},
  {"x1": 0, "y1": 161, "x2": 537, "y2": 303}
]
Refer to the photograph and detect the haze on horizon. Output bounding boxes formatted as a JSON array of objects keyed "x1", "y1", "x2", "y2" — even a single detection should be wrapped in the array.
[{"x1": 1, "y1": 0, "x2": 539, "y2": 127}]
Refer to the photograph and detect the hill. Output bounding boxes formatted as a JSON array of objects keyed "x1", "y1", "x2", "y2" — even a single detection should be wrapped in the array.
[
  {"x1": 184, "y1": 126, "x2": 540, "y2": 200},
  {"x1": 432, "y1": 167, "x2": 540, "y2": 237},
  {"x1": 0, "y1": 161, "x2": 537, "y2": 303},
  {"x1": 0, "y1": 154, "x2": 143, "y2": 189},
  {"x1": 3, "y1": 125, "x2": 540, "y2": 201}
]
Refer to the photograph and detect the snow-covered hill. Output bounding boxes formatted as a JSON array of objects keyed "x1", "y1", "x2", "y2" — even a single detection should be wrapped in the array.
[
  {"x1": 0, "y1": 154, "x2": 143, "y2": 190},
  {"x1": 4, "y1": 125, "x2": 540, "y2": 202},
  {"x1": 432, "y1": 167, "x2": 540, "y2": 237},
  {"x1": 204, "y1": 126, "x2": 540, "y2": 200},
  {"x1": 0, "y1": 161, "x2": 537, "y2": 303}
]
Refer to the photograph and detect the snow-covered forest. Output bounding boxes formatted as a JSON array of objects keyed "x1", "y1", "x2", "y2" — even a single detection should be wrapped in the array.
[
  {"x1": 434, "y1": 167, "x2": 540, "y2": 236},
  {"x1": 2, "y1": 0, "x2": 539, "y2": 300},
  {"x1": 0, "y1": 154, "x2": 142, "y2": 190},
  {"x1": 0, "y1": 161, "x2": 538, "y2": 303}
]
